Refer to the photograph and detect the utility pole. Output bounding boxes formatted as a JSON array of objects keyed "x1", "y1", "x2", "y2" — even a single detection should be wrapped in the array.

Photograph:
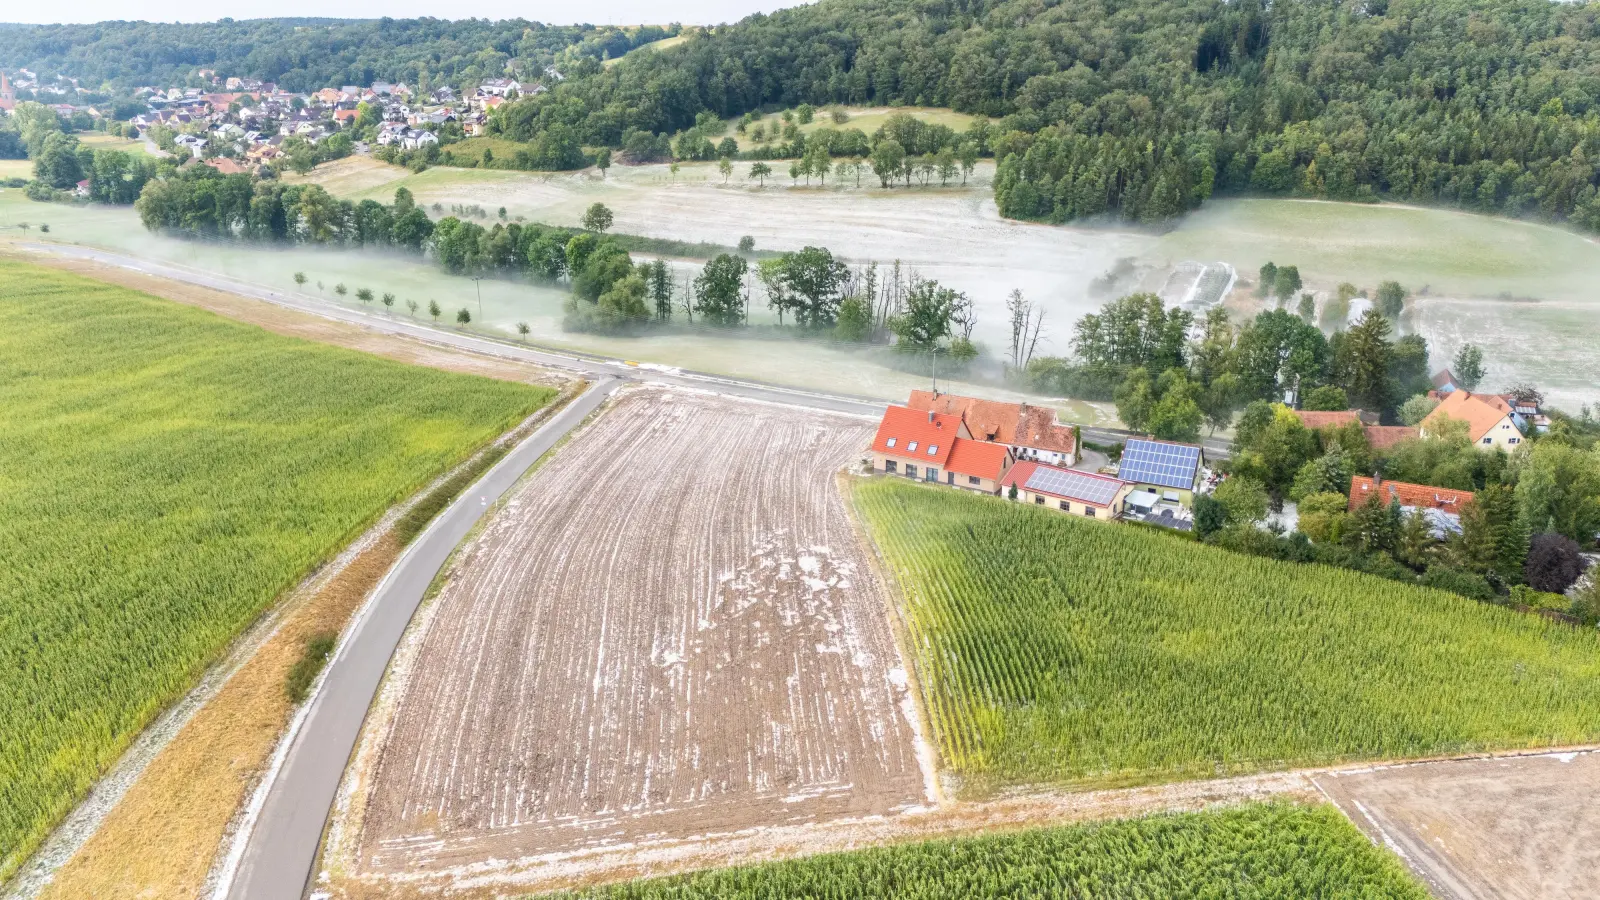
[{"x1": 471, "y1": 275, "x2": 483, "y2": 320}]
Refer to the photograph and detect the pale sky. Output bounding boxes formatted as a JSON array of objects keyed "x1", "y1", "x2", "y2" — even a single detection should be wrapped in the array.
[{"x1": 2, "y1": 0, "x2": 798, "y2": 26}]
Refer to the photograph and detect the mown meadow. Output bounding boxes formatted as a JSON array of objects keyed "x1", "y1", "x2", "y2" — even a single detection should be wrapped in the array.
[
  {"x1": 853, "y1": 479, "x2": 1600, "y2": 794},
  {"x1": 0, "y1": 260, "x2": 552, "y2": 879},
  {"x1": 543, "y1": 802, "x2": 1426, "y2": 899}
]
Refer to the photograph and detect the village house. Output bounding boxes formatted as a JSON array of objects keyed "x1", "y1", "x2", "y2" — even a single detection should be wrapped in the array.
[
  {"x1": 1421, "y1": 390, "x2": 1527, "y2": 450},
  {"x1": 906, "y1": 390, "x2": 1078, "y2": 466},
  {"x1": 1002, "y1": 461, "x2": 1132, "y2": 520},
  {"x1": 1291, "y1": 409, "x2": 1418, "y2": 452},
  {"x1": 870, "y1": 406, "x2": 1014, "y2": 494},
  {"x1": 1349, "y1": 475, "x2": 1474, "y2": 537},
  {"x1": 1116, "y1": 437, "x2": 1205, "y2": 514},
  {"x1": 0, "y1": 71, "x2": 16, "y2": 113}
]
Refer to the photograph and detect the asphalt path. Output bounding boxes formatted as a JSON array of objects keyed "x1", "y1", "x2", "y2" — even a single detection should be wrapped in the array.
[
  {"x1": 222, "y1": 376, "x2": 622, "y2": 900},
  {"x1": 17, "y1": 241, "x2": 1230, "y2": 457}
]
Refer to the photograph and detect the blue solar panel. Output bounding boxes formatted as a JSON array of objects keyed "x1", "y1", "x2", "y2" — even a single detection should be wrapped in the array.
[{"x1": 1118, "y1": 439, "x2": 1201, "y2": 490}]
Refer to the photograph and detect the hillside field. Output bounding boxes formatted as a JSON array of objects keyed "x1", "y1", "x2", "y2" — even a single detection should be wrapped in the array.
[
  {"x1": 853, "y1": 479, "x2": 1600, "y2": 795},
  {"x1": 542, "y1": 802, "x2": 1426, "y2": 899},
  {"x1": 0, "y1": 260, "x2": 553, "y2": 880}
]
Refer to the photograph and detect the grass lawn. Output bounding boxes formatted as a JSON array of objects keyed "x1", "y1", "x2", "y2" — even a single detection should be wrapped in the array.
[
  {"x1": 76, "y1": 133, "x2": 147, "y2": 154},
  {"x1": 541, "y1": 802, "x2": 1426, "y2": 899},
  {"x1": 731, "y1": 106, "x2": 980, "y2": 152},
  {"x1": 0, "y1": 159, "x2": 32, "y2": 180},
  {"x1": 853, "y1": 478, "x2": 1600, "y2": 795},
  {"x1": 0, "y1": 260, "x2": 553, "y2": 880},
  {"x1": 441, "y1": 136, "x2": 540, "y2": 166},
  {"x1": 604, "y1": 32, "x2": 691, "y2": 66}
]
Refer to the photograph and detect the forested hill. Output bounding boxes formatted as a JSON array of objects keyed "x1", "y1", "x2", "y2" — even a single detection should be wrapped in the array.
[
  {"x1": 496, "y1": 0, "x2": 1600, "y2": 230},
  {"x1": 0, "y1": 19, "x2": 675, "y2": 92}
]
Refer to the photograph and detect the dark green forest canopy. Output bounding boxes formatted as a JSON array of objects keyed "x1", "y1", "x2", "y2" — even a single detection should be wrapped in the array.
[
  {"x1": 0, "y1": 18, "x2": 674, "y2": 91},
  {"x1": 488, "y1": 0, "x2": 1600, "y2": 228}
]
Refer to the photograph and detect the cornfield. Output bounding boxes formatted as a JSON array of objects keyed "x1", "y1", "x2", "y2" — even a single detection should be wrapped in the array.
[
  {"x1": 0, "y1": 261, "x2": 552, "y2": 879},
  {"x1": 546, "y1": 802, "x2": 1427, "y2": 899},
  {"x1": 853, "y1": 479, "x2": 1600, "y2": 794}
]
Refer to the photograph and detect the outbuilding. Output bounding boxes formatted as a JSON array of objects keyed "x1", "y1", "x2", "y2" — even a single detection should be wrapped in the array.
[{"x1": 1002, "y1": 461, "x2": 1131, "y2": 520}]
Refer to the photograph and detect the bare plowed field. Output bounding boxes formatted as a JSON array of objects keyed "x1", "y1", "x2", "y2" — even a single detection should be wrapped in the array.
[
  {"x1": 340, "y1": 388, "x2": 928, "y2": 878},
  {"x1": 1316, "y1": 750, "x2": 1600, "y2": 900}
]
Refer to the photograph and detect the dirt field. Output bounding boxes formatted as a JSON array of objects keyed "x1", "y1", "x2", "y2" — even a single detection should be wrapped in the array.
[
  {"x1": 1316, "y1": 750, "x2": 1600, "y2": 900},
  {"x1": 334, "y1": 387, "x2": 929, "y2": 884}
]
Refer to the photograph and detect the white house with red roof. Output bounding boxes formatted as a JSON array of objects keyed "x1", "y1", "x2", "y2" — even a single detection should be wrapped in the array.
[
  {"x1": 870, "y1": 406, "x2": 1014, "y2": 494},
  {"x1": 1002, "y1": 461, "x2": 1132, "y2": 520}
]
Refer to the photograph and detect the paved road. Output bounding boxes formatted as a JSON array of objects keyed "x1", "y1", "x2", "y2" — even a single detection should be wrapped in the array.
[{"x1": 222, "y1": 377, "x2": 621, "y2": 900}]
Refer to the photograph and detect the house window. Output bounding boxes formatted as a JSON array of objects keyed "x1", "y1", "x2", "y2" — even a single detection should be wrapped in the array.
[
  {"x1": 1482, "y1": 437, "x2": 1492, "y2": 444},
  {"x1": 1034, "y1": 495, "x2": 1045, "y2": 505},
  {"x1": 906, "y1": 464, "x2": 917, "y2": 479},
  {"x1": 1086, "y1": 507, "x2": 1096, "y2": 518},
  {"x1": 1059, "y1": 500, "x2": 1070, "y2": 510},
  {"x1": 947, "y1": 471, "x2": 955, "y2": 484},
  {"x1": 884, "y1": 460, "x2": 897, "y2": 473},
  {"x1": 925, "y1": 468, "x2": 938, "y2": 482},
  {"x1": 927, "y1": 445, "x2": 938, "y2": 456},
  {"x1": 907, "y1": 441, "x2": 919, "y2": 453},
  {"x1": 968, "y1": 475, "x2": 980, "y2": 485},
  {"x1": 886, "y1": 438, "x2": 897, "y2": 449},
  {"x1": 1509, "y1": 437, "x2": 1520, "y2": 444}
]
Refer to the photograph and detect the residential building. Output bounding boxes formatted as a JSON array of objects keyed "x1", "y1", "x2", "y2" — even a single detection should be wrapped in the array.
[
  {"x1": 203, "y1": 157, "x2": 248, "y2": 175},
  {"x1": 1348, "y1": 475, "x2": 1474, "y2": 537},
  {"x1": 869, "y1": 406, "x2": 1013, "y2": 493},
  {"x1": 73, "y1": 179, "x2": 90, "y2": 197},
  {"x1": 1431, "y1": 368, "x2": 1459, "y2": 395},
  {"x1": 1116, "y1": 438, "x2": 1204, "y2": 508},
  {"x1": 1421, "y1": 390, "x2": 1526, "y2": 451},
  {"x1": 0, "y1": 71, "x2": 15, "y2": 113},
  {"x1": 906, "y1": 390, "x2": 1077, "y2": 466},
  {"x1": 1002, "y1": 461, "x2": 1131, "y2": 520},
  {"x1": 1292, "y1": 409, "x2": 1417, "y2": 452}
]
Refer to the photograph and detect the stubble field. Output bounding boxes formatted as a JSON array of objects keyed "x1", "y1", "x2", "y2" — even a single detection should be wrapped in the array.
[{"x1": 335, "y1": 388, "x2": 928, "y2": 884}]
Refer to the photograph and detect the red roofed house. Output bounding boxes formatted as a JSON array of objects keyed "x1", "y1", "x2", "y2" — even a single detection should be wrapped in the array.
[
  {"x1": 871, "y1": 405, "x2": 1013, "y2": 494},
  {"x1": 1421, "y1": 390, "x2": 1526, "y2": 451},
  {"x1": 0, "y1": 71, "x2": 15, "y2": 113},
  {"x1": 1002, "y1": 461, "x2": 1132, "y2": 520},
  {"x1": 333, "y1": 108, "x2": 359, "y2": 126},
  {"x1": 1363, "y1": 425, "x2": 1419, "y2": 452},
  {"x1": 1293, "y1": 409, "x2": 1418, "y2": 453},
  {"x1": 907, "y1": 390, "x2": 1077, "y2": 466},
  {"x1": 1348, "y1": 475, "x2": 1474, "y2": 536}
]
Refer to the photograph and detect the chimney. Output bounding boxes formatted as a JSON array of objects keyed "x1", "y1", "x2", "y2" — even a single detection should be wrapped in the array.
[{"x1": 928, "y1": 410, "x2": 934, "y2": 424}]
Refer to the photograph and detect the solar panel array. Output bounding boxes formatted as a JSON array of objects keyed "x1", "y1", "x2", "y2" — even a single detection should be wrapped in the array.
[
  {"x1": 1118, "y1": 439, "x2": 1201, "y2": 490},
  {"x1": 1023, "y1": 466, "x2": 1122, "y2": 506}
]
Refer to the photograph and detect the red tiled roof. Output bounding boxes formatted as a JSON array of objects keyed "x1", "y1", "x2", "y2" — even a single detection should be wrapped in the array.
[
  {"x1": 907, "y1": 390, "x2": 1075, "y2": 455},
  {"x1": 872, "y1": 405, "x2": 965, "y2": 467},
  {"x1": 1348, "y1": 476, "x2": 1474, "y2": 513},
  {"x1": 1294, "y1": 410, "x2": 1362, "y2": 430},
  {"x1": 1423, "y1": 391, "x2": 1517, "y2": 442},
  {"x1": 1364, "y1": 425, "x2": 1418, "y2": 451},
  {"x1": 945, "y1": 437, "x2": 1011, "y2": 481}
]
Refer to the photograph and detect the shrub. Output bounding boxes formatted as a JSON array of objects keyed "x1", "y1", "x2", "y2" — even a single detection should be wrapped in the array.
[
  {"x1": 1525, "y1": 533, "x2": 1587, "y2": 593},
  {"x1": 285, "y1": 632, "x2": 338, "y2": 703},
  {"x1": 1419, "y1": 566, "x2": 1495, "y2": 601}
]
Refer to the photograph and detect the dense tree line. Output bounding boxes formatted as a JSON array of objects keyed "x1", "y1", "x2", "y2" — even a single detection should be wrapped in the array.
[
  {"x1": 0, "y1": 19, "x2": 676, "y2": 92},
  {"x1": 465, "y1": 0, "x2": 1600, "y2": 231}
]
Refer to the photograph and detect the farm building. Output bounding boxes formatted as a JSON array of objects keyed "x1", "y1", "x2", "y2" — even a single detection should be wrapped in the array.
[
  {"x1": 907, "y1": 390, "x2": 1077, "y2": 466},
  {"x1": 1116, "y1": 438, "x2": 1205, "y2": 510},
  {"x1": 870, "y1": 406, "x2": 1013, "y2": 494},
  {"x1": 1349, "y1": 475, "x2": 1474, "y2": 537},
  {"x1": 1292, "y1": 409, "x2": 1417, "y2": 452},
  {"x1": 1002, "y1": 462, "x2": 1131, "y2": 519},
  {"x1": 1421, "y1": 391, "x2": 1527, "y2": 451},
  {"x1": 1431, "y1": 368, "x2": 1460, "y2": 395}
]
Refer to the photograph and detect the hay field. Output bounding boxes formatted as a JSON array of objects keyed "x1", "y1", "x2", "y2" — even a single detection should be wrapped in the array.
[
  {"x1": 0, "y1": 260, "x2": 552, "y2": 881},
  {"x1": 336, "y1": 388, "x2": 927, "y2": 882}
]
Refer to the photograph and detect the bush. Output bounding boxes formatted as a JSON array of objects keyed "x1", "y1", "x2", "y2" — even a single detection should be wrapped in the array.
[
  {"x1": 285, "y1": 632, "x2": 337, "y2": 703},
  {"x1": 1525, "y1": 533, "x2": 1587, "y2": 593},
  {"x1": 1302, "y1": 385, "x2": 1349, "y2": 411},
  {"x1": 1023, "y1": 358, "x2": 1125, "y2": 400},
  {"x1": 1419, "y1": 566, "x2": 1495, "y2": 601}
]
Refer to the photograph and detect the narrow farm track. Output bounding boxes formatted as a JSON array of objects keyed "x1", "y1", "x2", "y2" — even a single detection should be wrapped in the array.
[
  {"x1": 220, "y1": 378, "x2": 621, "y2": 900},
  {"x1": 339, "y1": 388, "x2": 928, "y2": 881}
]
